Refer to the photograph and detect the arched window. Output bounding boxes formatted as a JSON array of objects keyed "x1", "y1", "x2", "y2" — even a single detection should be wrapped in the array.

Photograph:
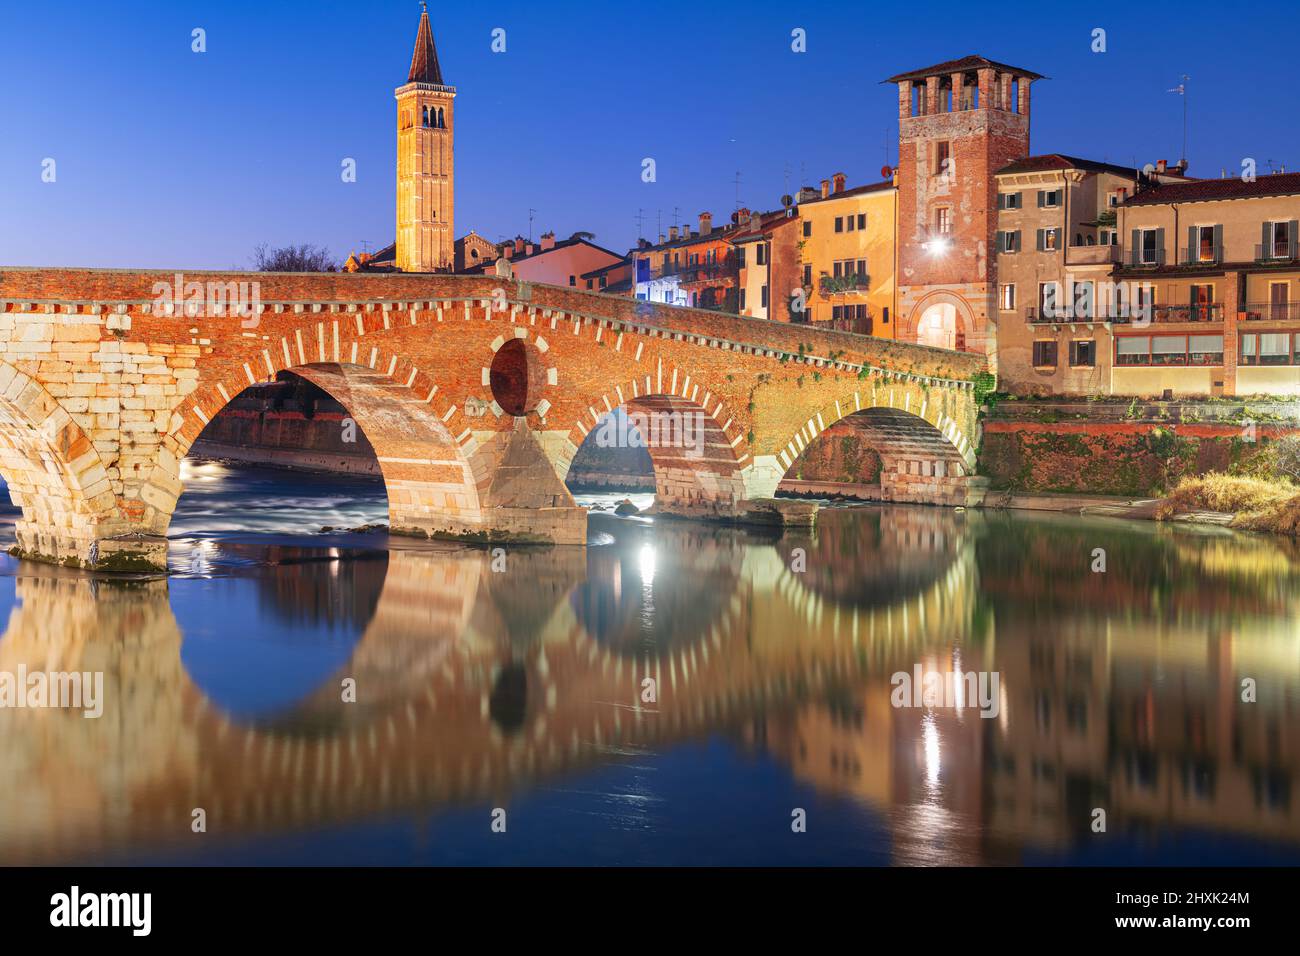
[
  {"x1": 421, "y1": 106, "x2": 429, "y2": 127},
  {"x1": 437, "y1": 107, "x2": 445, "y2": 128}
]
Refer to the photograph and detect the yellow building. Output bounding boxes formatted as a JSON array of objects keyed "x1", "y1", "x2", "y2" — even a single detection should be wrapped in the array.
[{"x1": 796, "y1": 174, "x2": 898, "y2": 337}]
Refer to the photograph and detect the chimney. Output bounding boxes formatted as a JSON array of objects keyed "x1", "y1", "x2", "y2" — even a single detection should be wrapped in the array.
[
  {"x1": 540, "y1": 231, "x2": 556, "y2": 251},
  {"x1": 698, "y1": 211, "x2": 712, "y2": 235},
  {"x1": 1175, "y1": 159, "x2": 1189, "y2": 174},
  {"x1": 513, "y1": 237, "x2": 526, "y2": 255},
  {"x1": 820, "y1": 179, "x2": 830, "y2": 199},
  {"x1": 502, "y1": 246, "x2": 513, "y2": 259},
  {"x1": 832, "y1": 172, "x2": 847, "y2": 193},
  {"x1": 669, "y1": 226, "x2": 679, "y2": 241},
  {"x1": 1156, "y1": 159, "x2": 1168, "y2": 173}
]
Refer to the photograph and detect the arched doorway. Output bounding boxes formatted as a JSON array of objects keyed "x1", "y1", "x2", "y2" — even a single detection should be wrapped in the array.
[{"x1": 917, "y1": 302, "x2": 960, "y2": 350}]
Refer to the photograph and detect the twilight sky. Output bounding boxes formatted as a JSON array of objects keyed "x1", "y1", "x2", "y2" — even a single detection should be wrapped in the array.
[{"x1": 1, "y1": 0, "x2": 1295, "y2": 269}]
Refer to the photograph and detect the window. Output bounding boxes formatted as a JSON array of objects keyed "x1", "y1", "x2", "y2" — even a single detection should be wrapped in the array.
[
  {"x1": 735, "y1": 247, "x2": 745, "y2": 269},
  {"x1": 1039, "y1": 189, "x2": 1062, "y2": 208},
  {"x1": 802, "y1": 264, "x2": 812, "y2": 286},
  {"x1": 1116, "y1": 336, "x2": 1150, "y2": 366},
  {"x1": 1265, "y1": 221, "x2": 1293, "y2": 259},
  {"x1": 935, "y1": 208, "x2": 952, "y2": 235},
  {"x1": 856, "y1": 213, "x2": 866, "y2": 230},
  {"x1": 568, "y1": 276, "x2": 576, "y2": 286},
  {"x1": 1241, "y1": 331, "x2": 1292, "y2": 366},
  {"x1": 1037, "y1": 228, "x2": 1059, "y2": 252},
  {"x1": 761, "y1": 286, "x2": 769, "y2": 308},
  {"x1": 1072, "y1": 281, "x2": 1094, "y2": 319},
  {"x1": 802, "y1": 221, "x2": 811, "y2": 238},
  {"x1": 1069, "y1": 340, "x2": 1096, "y2": 367},
  {"x1": 997, "y1": 230, "x2": 1020, "y2": 253},
  {"x1": 1189, "y1": 283, "x2": 1214, "y2": 321},
  {"x1": 739, "y1": 289, "x2": 746, "y2": 310},
  {"x1": 1188, "y1": 334, "x2": 1223, "y2": 366},
  {"x1": 1038, "y1": 282, "x2": 1060, "y2": 319},
  {"x1": 998, "y1": 192, "x2": 1022, "y2": 210},
  {"x1": 935, "y1": 141, "x2": 950, "y2": 177},
  {"x1": 834, "y1": 216, "x2": 844, "y2": 233},
  {"x1": 856, "y1": 258, "x2": 867, "y2": 275},
  {"x1": 585, "y1": 279, "x2": 593, "y2": 290},
  {"x1": 1068, "y1": 341, "x2": 1095, "y2": 367},
  {"x1": 1196, "y1": 225, "x2": 1217, "y2": 262},
  {"x1": 999, "y1": 284, "x2": 1015, "y2": 311},
  {"x1": 1032, "y1": 341, "x2": 1058, "y2": 368},
  {"x1": 755, "y1": 244, "x2": 766, "y2": 266},
  {"x1": 1152, "y1": 334, "x2": 1187, "y2": 366},
  {"x1": 1139, "y1": 228, "x2": 1161, "y2": 265},
  {"x1": 847, "y1": 215, "x2": 856, "y2": 232}
]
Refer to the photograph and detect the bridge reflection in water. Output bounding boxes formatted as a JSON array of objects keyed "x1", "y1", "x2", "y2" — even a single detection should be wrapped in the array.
[{"x1": 0, "y1": 506, "x2": 1297, "y2": 865}]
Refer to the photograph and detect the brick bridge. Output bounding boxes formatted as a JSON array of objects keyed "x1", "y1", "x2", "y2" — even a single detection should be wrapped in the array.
[{"x1": 0, "y1": 268, "x2": 985, "y2": 570}]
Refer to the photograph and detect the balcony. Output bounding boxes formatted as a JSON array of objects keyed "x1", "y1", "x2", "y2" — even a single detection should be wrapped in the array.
[
  {"x1": 1065, "y1": 243, "x2": 1120, "y2": 266},
  {"x1": 1242, "y1": 301, "x2": 1300, "y2": 322},
  {"x1": 1256, "y1": 242, "x2": 1296, "y2": 264},
  {"x1": 1114, "y1": 303, "x2": 1224, "y2": 324},
  {"x1": 1177, "y1": 246, "x2": 1223, "y2": 267},
  {"x1": 818, "y1": 273, "x2": 870, "y2": 295}
]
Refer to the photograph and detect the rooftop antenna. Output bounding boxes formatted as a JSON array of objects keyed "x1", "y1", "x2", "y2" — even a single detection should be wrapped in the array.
[
  {"x1": 783, "y1": 162, "x2": 791, "y2": 198},
  {"x1": 672, "y1": 206, "x2": 680, "y2": 230},
  {"x1": 527, "y1": 208, "x2": 536, "y2": 243},
  {"x1": 633, "y1": 208, "x2": 646, "y2": 241},
  {"x1": 1167, "y1": 75, "x2": 1189, "y2": 164},
  {"x1": 732, "y1": 170, "x2": 743, "y2": 214}
]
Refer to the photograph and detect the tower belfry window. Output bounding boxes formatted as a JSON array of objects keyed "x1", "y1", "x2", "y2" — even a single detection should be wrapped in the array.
[{"x1": 437, "y1": 107, "x2": 445, "y2": 128}]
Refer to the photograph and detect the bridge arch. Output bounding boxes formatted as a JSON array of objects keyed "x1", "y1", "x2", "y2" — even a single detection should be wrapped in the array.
[
  {"x1": 0, "y1": 361, "x2": 125, "y2": 567},
  {"x1": 769, "y1": 380, "x2": 977, "y2": 507},
  {"x1": 175, "y1": 327, "x2": 487, "y2": 543}
]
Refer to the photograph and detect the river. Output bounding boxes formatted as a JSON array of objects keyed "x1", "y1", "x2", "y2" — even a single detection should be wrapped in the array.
[{"x1": 0, "y1": 460, "x2": 1296, "y2": 865}]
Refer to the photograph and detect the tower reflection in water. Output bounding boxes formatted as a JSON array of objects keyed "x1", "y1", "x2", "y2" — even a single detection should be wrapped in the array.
[{"x1": 0, "y1": 505, "x2": 1296, "y2": 865}]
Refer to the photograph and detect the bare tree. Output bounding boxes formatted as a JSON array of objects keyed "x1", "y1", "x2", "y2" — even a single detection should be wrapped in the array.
[
  {"x1": 251, "y1": 243, "x2": 337, "y2": 272},
  {"x1": 569, "y1": 231, "x2": 595, "y2": 242}
]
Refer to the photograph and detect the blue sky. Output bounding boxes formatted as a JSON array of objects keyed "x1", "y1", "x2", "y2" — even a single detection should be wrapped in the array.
[{"x1": 1, "y1": 0, "x2": 1295, "y2": 269}]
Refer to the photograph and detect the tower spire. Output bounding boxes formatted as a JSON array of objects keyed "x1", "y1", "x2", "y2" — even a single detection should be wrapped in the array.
[{"x1": 407, "y1": 3, "x2": 444, "y2": 85}]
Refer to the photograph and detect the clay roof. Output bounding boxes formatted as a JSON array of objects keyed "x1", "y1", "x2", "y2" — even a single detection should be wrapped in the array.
[
  {"x1": 997, "y1": 154, "x2": 1138, "y2": 178},
  {"x1": 407, "y1": 7, "x2": 444, "y2": 85},
  {"x1": 1124, "y1": 171, "x2": 1300, "y2": 206},
  {"x1": 884, "y1": 55, "x2": 1044, "y2": 84},
  {"x1": 798, "y1": 180, "x2": 895, "y2": 205}
]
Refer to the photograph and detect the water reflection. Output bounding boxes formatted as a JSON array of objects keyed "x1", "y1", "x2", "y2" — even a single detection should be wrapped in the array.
[{"x1": 0, "y1": 494, "x2": 1297, "y2": 865}]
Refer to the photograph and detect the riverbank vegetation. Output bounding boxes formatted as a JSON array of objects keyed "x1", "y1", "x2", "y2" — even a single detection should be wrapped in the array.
[{"x1": 1154, "y1": 436, "x2": 1300, "y2": 535}]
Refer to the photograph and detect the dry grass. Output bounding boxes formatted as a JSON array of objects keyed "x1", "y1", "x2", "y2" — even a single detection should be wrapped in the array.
[{"x1": 1157, "y1": 474, "x2": 1300, "y2": 535}]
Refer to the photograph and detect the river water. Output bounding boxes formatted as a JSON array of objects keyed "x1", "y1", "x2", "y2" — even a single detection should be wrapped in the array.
[{"x1": 0, "y1": 460, "x2": 1297, "y2": 866}]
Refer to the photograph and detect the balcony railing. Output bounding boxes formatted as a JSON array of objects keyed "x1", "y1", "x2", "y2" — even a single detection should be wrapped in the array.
[
  {"x1": 1114, "y1": 303, "x2": 1224, "y2": 324},
  {"x1": 1177, "y1": 246, "x2": 1223, "y2": 267},
  {"x1": 1256, "y1": 242, "x2": 1296, "y2": 263},
  {"x1": 1127, "y1": 249, "x2": 1166, "y2": 268},
  {"x1": 818, "y1": 273, "x2": 870, "y2": 295},
  {"x1": 1030, "y1": 303, "x2": 1224, "y2": 324},
  {"x1": 1242, "y1": 301, "x2": 1300, "y2": 322}
]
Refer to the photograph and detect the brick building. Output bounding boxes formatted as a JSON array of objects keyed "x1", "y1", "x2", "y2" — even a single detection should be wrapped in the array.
[{"x1": 887, "y1": 55, "x2": 1042, "y2": 362}]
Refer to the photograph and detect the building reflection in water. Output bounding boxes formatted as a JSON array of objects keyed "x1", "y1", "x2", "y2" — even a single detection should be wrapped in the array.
[{"x1": 0, "y1": 504, "x2": 1296, "y2": 864}]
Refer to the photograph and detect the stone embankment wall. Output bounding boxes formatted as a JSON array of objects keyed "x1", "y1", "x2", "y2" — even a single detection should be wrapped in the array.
[{"x1": 980, "y1": 399, "x2": 1300, "y2": 496}]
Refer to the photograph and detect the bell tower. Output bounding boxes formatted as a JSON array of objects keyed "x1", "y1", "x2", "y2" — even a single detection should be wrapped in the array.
[{"x1": 395, "y1": 3, "x2": 455, "y2": 273}]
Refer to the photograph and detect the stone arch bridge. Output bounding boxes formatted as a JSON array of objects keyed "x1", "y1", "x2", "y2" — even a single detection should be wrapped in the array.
[{"x1": 0, "y1": 269, "x2": 985, "y2": 570}]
